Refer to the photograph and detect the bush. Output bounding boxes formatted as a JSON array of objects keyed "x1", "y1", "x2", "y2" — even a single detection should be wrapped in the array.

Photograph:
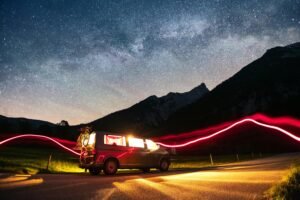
[{"x1": 266, "y1": 164, "x2": 300, "y2": 200}]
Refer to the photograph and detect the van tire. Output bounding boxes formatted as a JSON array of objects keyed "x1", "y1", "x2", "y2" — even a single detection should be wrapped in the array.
[
  {"x1": 103, "y1": 159, "x2": 118, "y2": 175},
  {"x1": 159, "y1": 159, "x2": 169, "y2": 172},
  {"x1": 89, "y1": 167, "x2": 101, "y2": 175}
]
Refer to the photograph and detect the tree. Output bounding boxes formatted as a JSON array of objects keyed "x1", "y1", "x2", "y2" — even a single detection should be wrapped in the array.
[{"x1": 57, "y1": 120, "x2": 69, "y2": 126}]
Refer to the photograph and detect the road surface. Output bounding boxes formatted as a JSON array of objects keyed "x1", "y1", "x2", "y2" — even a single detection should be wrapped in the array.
[{"x1": 1, "y1": 153, "x2": 300, "y2": 200}]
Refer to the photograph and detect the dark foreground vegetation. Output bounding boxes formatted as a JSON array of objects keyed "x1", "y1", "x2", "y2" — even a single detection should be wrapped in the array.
[{"x1": 266, "y1": 162, "x2": 300, "y2": 200}]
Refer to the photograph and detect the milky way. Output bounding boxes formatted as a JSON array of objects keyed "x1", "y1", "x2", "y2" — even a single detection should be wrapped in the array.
[{"x1": 1, "y1": 0, "x2": 300, "y2": 124}]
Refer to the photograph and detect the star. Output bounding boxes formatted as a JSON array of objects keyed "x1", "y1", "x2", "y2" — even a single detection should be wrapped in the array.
[{"x1": 0, "y1": 0, "x2": 299, "y2": 124}]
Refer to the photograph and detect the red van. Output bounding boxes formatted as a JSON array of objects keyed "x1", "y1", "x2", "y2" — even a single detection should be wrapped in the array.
[{"x1": 78, "y1": 131, "x2": 170, "y2": 175}]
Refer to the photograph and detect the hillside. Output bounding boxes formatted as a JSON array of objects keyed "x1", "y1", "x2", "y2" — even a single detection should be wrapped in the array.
[
  {"x1": 89, "y1": 83, "x2": 209, "y2": 133},
  {"x1": 157, "y1": 42, "x2": 300, "y2": 136},
  {"x1": 1, "y1": 42, "x2": 300, "y2": 154}
]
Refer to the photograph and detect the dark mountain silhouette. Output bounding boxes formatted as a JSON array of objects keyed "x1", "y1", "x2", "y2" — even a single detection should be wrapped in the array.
[
  {"x1": 0, "y1": 83, "x2": 208, "y2": 140},
  {"x1": 156, "y1": 42, "x2": 300, "y2": 135},
  {"x1": 0, "y1": 115, "x2": 78, "y2": 140},
  {"x1": 88, "y1": 83, "x2": 209, "y2": 133},
  {"x1": 1, "y1": 42, "x2": 300, "y2": 154},
  {"x1": 151, "y1": 42, "x2": 300, "y2": 154}
]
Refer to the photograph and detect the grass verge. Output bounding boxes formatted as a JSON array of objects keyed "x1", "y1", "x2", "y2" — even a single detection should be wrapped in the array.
[
  {"x1": 265, "y1": 162, "x2": 300, "y2": 200},
  {"x1": 0, "y1": 146, "x2": 269, "y2": 174},
  {"x1": 170, "y1": 153, "x2": 268, "y2": 169},
  {"x1": 0, "y1": 146, "x2": 83, "y2": 174}
]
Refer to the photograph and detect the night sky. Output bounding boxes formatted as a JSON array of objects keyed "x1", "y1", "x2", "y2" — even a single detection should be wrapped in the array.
[{"x1": 1, "y1": 0, "x2": 300, "y2": 124}]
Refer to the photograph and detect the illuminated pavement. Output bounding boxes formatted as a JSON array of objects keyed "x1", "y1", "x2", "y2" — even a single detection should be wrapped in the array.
[{"x1": 1, "y1": 153, "x2": 300, "y2": 200}]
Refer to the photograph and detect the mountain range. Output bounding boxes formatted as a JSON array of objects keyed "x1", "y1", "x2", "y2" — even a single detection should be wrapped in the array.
[
  {"x1": 0, "y1": 82, "x2": 209, "y2": 140},
  {"x1": 89, "y1": 83, "x2": 208, "y2": 134},
  {"x1": 156, "y1": 42, "x2": 300, "y2": 136},
  {"x1": 1, "y1": 42, "x2": 300, "y2": 153}
]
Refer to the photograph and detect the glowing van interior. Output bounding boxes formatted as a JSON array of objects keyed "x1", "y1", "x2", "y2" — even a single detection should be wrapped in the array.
[
  {"x1": 104, "y1": 135, "x2": 126, "y2": 146},
  {"x1": 103, "y1": 134, "x2": 159, "y2": 150}
]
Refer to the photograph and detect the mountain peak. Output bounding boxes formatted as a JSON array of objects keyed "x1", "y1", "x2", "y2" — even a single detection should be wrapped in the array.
[
  {"x1": 160, "y1": 41, "x2": 300, "y2": 136},
  {"x1": 263, "y1": 42, "x2": 300, "y2": 59},
  {"x1": 189, "y1": 83, "x2": 208, "y2": 93},
  {"x1": 89, "y1": 82, "x2": 209, "y2": 133},
  {"x1": 285, "y1": 42, "x2": 300, "y2": 48},
  {"x1": 143, "y1": 95, "x2": 158, "y2": 101}
]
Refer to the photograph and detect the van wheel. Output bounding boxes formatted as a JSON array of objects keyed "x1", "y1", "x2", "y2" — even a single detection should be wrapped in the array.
[
  {"x1": 159, "y1": 159, "x2": 169, "y2": 172},
  {"x1": 104, "y1": 159, "x2": 118, "y2": 175},
  {"x1": 141, "y1": 168, "x2": 150, "y2": 173},
  {"x1": 89, "y1": 167, "x2": 101, "y2": 175}
]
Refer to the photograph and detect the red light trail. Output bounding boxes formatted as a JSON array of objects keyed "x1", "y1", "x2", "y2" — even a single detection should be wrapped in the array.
[
  {"x1": 156, "y1": 117, "x2": 300, "y2": 148},
  {"x1": 0, "y1": 134, "x2": 80, "y2": 156},
  {"x1": 0, "y1": 114, "x2": 299, "y2": 151}
]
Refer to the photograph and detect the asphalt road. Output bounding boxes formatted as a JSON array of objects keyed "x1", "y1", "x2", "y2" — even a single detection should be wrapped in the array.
[{"x1": 1, "y1": 153, "x2": 300, "y2": 200}]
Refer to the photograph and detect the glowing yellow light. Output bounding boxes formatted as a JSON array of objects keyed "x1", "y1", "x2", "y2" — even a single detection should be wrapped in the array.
[
  {"x1": 146, "y1": 139, "x2": 159, "y2": 150},
  {"x1": 128, "y1": 137, "x2": 144, "y2": 148},
  {"x1": 82, "y1": 138, "x2": 89, "y2": 146},
  {"x1": 127, "y1": 134, "x2": 133, "y2": 139},
  {"x1": 0, "y1": 175, "x2": 43, "y2": 189},
  {"x1": 88, "y1": 132, "x2": 96, "y2": 145}
]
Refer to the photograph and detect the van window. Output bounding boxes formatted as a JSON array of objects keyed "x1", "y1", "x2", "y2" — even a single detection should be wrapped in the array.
[
  {"x1": 128, "y1": 137, "x2": 144, "y2": 148},
  {"x1": 104, "y1": 135, "x2": 126, "y2": 146},
  {"x1": 145, "y1": 139, "x2": 159, "y2": 150}
]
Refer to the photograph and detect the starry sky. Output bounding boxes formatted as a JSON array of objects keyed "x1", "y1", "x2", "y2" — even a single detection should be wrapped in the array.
[{"x1": 1, "y1": 0, "x2": 300, "y2": 125}]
